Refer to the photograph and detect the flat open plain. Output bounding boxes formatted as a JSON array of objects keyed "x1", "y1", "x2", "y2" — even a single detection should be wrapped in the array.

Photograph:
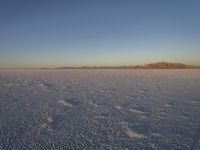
[{"x1": 0, "y1": 70, "x2": 200, "y2": 149}]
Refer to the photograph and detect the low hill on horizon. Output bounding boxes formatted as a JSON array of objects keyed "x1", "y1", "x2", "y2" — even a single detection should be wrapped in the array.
[
  {"x1": 142, "y1": 62, "x2": 200, "y2": 69},
  {"x1": 56, "y1": 62, "x2": 200, "y2": 69}
]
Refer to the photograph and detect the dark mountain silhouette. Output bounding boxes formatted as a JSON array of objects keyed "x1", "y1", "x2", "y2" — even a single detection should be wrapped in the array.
[
  {"x1": 1, "y1": 62, "x2": 200, "y2": 70},
  {"x1": 142, "y1": 62, "x2": 200, "y2": 69},
  {"x1": 56, "y1": 62, "x2": 200, "y2": 69}
]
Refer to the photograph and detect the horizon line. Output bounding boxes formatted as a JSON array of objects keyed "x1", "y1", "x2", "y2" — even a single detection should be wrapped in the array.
[{"x1": 1, "y1": 62, "x2": 200, "y2": 70}]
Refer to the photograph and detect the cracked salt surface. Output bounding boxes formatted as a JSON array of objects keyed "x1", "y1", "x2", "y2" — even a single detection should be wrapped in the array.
[{"x1": 0, "y1": 69, "x2": 200, "y2": 149}]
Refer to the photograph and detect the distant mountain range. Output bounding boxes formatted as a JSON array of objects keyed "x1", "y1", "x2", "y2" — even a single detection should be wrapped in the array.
[
  {"x1": 142, "y1": 62, "x2": 200, "y2": 69},
  {"x1": 1, "y1": 62, "x2": 200, "y2": 70},
  {"x1": 56, "y1": 62, "x2": 200, "y2": 69}
]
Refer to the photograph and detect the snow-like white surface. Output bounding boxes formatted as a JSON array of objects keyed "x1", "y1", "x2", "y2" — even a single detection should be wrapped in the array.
[{"x1": 0, "y1": 69, "x2": 200, "y2": 149}]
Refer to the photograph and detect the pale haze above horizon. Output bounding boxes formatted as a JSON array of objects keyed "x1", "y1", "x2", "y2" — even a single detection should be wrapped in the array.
[{"x1": 0, "y1": 0, "x2": 200, "y2": 67}]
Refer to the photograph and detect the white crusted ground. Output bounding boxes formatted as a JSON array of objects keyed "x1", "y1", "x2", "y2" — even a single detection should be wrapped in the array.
[{"x1": 0, "y1": 69, "x2": 200, "y2": 149}]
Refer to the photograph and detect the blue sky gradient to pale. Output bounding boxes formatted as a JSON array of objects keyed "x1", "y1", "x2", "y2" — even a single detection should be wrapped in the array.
[{"x1": 0, "y1": 0, "x2": 200, "y2": 67}]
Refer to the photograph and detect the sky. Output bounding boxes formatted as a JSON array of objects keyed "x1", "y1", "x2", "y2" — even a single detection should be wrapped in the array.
[{"x1": 0, "y1": 0, "x2": 200, "y2": 67}]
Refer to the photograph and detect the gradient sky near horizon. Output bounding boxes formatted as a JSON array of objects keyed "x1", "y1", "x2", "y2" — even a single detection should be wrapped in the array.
[{"x1": 0, "y1": 0, "x2": 200, "y2": 67}]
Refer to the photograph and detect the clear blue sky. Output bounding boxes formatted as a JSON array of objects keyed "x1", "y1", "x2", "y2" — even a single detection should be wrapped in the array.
[{"x1": 0, "y1": 0, "x2": 200, "y2": 67}]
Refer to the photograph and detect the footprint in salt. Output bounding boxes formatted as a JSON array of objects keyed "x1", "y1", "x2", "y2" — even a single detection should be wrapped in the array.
[
  {"x1": 59, "y1": 100, "x2": 73, "y2": 107},
  {"x1": 165, "y1": 102, "x2": 174, "y2": 108},
  {"x1": 59, "y1": 98, "x2": 80, "y2": 107},
  {"x1": 120, "y1": 122, "x2": 146, "y2": 139},
  {"x1": 126, "y1": 127, "x2": 146, "y2": 138}
]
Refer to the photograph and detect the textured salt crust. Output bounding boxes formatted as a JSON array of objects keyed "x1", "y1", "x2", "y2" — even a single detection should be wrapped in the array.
[{"x1": 0, "y1": 69, "x2": 200, "y2": 149}]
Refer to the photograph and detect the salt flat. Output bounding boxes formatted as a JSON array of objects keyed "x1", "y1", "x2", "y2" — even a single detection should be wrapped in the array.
[{"x1": 0, "y1": 70, "x2": 200, "y2": 149}]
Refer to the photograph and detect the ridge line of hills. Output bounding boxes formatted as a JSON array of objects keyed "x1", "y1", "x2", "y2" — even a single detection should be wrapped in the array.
[
  {"x1": 56, "y1": 62, "x2": 200, "y2": 69},
  {"x1": 1, "y1": 62, "x2": 200, "y2": 70}
]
